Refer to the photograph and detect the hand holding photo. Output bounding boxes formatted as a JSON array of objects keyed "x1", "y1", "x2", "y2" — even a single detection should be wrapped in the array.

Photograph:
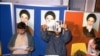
[{"x1": 46, "y1": 20, "x2": 62, "y2": 32}]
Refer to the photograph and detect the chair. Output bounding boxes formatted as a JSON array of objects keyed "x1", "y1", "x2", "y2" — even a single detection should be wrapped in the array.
[{"x1": 71, "y1": 43, "x2": 87, "y2": 56}]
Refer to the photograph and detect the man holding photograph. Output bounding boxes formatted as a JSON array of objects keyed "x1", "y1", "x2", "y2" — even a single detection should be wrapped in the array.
[{"x1": 41, "y1": 22, "x2": 72, "y2": 56}]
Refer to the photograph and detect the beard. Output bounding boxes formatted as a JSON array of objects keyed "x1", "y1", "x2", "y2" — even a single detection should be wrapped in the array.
[{"x1": 86, "y1": 25, "x2": 93, "y2": 32}]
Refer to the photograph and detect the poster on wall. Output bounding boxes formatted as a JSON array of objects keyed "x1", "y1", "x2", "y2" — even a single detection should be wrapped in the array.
[
  {"x1": 82, "y1": 13, "x2": 100, "y2": 38},
  {"x1": 64, "y1": 10, "x2": 100, "y2": 56},
  {"x1": 16, "y1": 8, "x2": 34, "y2": 36},
  {"x1": 64, "y1": 11, "x2": 100, "y2": 41},
  {"x1": 41, "y1": 10, "x2": 62, "y2": 32}
]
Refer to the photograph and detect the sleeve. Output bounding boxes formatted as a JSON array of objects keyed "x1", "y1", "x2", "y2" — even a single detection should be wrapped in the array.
[
  {"x1": 62, "y1": 29, "x2": 72, "y2": 43},
  {"x1": 41, "y1": 30, "x2": 51, "y2": 43},
  {"x1": 87, "y1": 39, "x2": 97, "y2": 55},
  {"x1": 8, "y1": 34, "x2": 16, "y2": 49},
  {"x1": 88, "y1": 39, "x2": 92, "y2": 53},
  {"x1": 28, "y1": 34, "x2": 34, "y2": 51}
]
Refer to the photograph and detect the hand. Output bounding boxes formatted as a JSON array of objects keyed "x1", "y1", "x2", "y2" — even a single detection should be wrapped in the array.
[
  {"x1": 86, "y1": 54, "x2": 92, "y2": 56},
  {"x1": 10, "y1": 47, "x2": 16, "y2": 51},
  {"x1": 61, "y1": 23, "x2": 67, "y2": 30},
  {"x1": 24, "y1": 47, "x2": 31, "y2": 51}
]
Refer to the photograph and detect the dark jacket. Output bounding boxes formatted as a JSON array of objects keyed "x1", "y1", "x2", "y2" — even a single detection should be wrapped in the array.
[
  {"x1": 8, "y1": 32, "x2": 34, "y2": 54},
  {"x1": 41, "y1": 30, "x2": 72, "y2": 56}
]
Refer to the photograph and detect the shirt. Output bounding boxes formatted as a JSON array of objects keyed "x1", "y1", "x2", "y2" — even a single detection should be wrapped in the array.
[{"x1": 13, "y1": 33, "x2": 28, "y2": 54}]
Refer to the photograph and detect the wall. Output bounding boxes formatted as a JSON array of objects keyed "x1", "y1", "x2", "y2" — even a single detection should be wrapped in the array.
[
  {"x1": 69, "y1": 0, "x2": 96, "y2": 12},
  {"x1": 0, "y1": 3, "x2": 67, "y2": 56},
  {"x1": 2, "y1": 0, "x2": 96, "y2": 12},
  {"x1": 0, "y1": 3, "x2": 13, "y2": 54},
  {"x1": 2, "y1": 0, "x2": 69, "y2": 6},
  {"x1": 69, "y1": 0, "x2": 86, "y2": 11}
]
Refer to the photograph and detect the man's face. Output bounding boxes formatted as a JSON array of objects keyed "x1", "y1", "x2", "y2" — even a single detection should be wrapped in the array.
[
  {"x1": 20, "y1": 13, "x2": 29, "y2": 23},
  {"x1": 55, "y1": 31, "x2": 60, "y2": 35},
  {"x1": 87, "y1": 17, "x2": 95, "y2": 26},
  {"x1": 45, "y1": 15, "x2": 54, "y2": 23},
  {"x1": 17, "y1": 29, "x2": 26, "y2": 35}
]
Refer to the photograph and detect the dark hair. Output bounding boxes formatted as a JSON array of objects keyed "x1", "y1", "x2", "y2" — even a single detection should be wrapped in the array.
[
  {"x1": 44, "y1": 11, "x2": 56, "y2": 20},
  {"x1": 19, "y1": 10, "x2": 30, "y2": 20},
  {"x1": 17, "y1": 22, "x2": 26, "y2": 29},
  {"x1": 74, "y1": 50, "x2": 86, "y2": 56},
  {"x1": 94, "y1": 38, "x2": 100, "y2": 44},
  {"x1": 95, "y1": 44, "x2": 100, "y2": 51},
  {"x1": 86, "y1": 13, "x2": 97, "y2": 22},
  {"x1": 94, "y1": 38, "x2": 100, "y2": 51}
]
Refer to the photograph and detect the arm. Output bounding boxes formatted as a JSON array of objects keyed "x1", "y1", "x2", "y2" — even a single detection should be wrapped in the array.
[
  {"x1": 61, "y1": 23, "x2": 72, "y2": 43},
  {"x1": 8, "y1": 34, "x2": 17, "y2": 51},
  {"x1": 87, "y1": 39, "x2": 96, "y2": 56},
  {"x1": 41, "y1": 25, "x2": 51, "y2": 42},
  {"x1": 26, "y1": 33, "x2": 34, "y2": 51},
  {"x1": 88, "y1": 39, "x2": 92, "y2": 54},
  {"x1": 41, "y1": 30, "x2": 51, "y2": 42},
  {"x1": 62, "y1": 29, "x2": 72, "y2": 43}
]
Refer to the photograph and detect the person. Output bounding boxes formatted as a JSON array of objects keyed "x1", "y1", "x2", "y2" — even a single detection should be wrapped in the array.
[
  {"x1": 41, "y1": 23, "x2": 72, "y2": 56},
  {"x1": 74, "y1": 50, "x2": 86, "y2": 56},
  {"x1": 94, "y1": 38, "x2": 100, "y2": 56},
  {"x1": 82, "y1": 13, "x2": 97, "y2": 38},
  {"x1": 19, "y1": 9, "x2": 33, "y2": 36},
  {"x1": 8, "y1": 22, "x2": 34, "y2": 56},
  {"x1": 87, "y1": 38, "x2": 100, "y2": 56}
]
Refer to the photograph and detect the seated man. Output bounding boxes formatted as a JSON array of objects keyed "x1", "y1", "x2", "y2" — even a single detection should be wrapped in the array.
[{"x1": 8, "y1": 22, "x2": 34, "y2": 56}]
